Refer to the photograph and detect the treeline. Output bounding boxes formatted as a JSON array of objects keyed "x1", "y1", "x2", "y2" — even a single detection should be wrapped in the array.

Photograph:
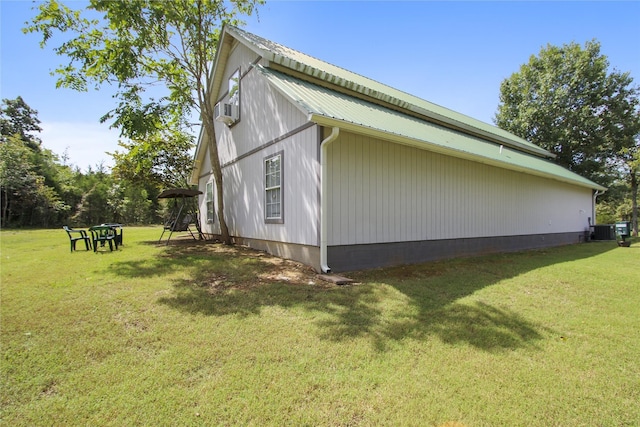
[
  {"x1": 1, "y1": 97, "x2": 190, "y2": 228},
  {"x1": 2, "y1": 90, "x2": 638, "y2": 229}
]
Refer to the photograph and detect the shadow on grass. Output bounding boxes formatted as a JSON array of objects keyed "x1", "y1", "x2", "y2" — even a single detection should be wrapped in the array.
[{"x1": 113, "y1": 239, "x2": 618, "y2": 352}]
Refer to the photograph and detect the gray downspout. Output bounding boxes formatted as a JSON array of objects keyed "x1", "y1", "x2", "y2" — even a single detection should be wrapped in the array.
[{"x1": 593, "y1": 190, "x2": 605, "y2": 224}]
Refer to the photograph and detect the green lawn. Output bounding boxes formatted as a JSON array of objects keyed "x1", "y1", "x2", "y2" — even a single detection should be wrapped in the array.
[{"x1": 1, "y1": 227, "x2": 639, "y2": 426}]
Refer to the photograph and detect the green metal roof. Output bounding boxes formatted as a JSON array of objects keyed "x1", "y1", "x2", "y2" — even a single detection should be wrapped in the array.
[
  {"x1": 228, "y1": 26, "x2": 552, "y2": 159},
  {"x1": 191, "y1": 25, "x2": 605, "y2": 191},
  {"x1": 259, "y1": 66, "x2": 606, "y2": 191}
]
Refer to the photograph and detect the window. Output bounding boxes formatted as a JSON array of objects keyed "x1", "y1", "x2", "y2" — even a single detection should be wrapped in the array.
[
  {"x1": 206, "y1": 181, "x2": 215, "y2": 224},
  {"x1": 265, "y1": 152, "x2": 284, "y2": 223},
  {"x1": 229, "y1": 68, "x2": 240, "y2": 108}
]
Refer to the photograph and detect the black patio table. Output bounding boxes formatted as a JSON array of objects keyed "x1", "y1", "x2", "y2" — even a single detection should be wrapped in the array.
[
  {"x1": 100, "y1": 223, "x2": 123, "y2": 246},
  {"x1": 89, "y1": 223, "x2": 123, "y2": 251}
]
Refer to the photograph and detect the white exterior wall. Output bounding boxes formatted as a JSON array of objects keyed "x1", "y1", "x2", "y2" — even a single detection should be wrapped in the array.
[
  {"x1": 199, "y1": 42, "x2": 320, "y2": 246},
  {"x1": 216, "y1": 43, "x2": 304, "y2": 165},
  {"x1": 221, "y1": 125, "x2": 319, "y2": 245},
  {"x1": 326, "y1": 131, "x2": 593, "y2": 246}
]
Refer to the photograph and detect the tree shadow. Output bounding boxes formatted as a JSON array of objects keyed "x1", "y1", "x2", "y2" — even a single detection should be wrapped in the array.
[
  {"x1": 308, "y1": 258, "x2": 557, "y2": 352},
  {"x1": 113, "y1": 240, "x2": 618, "y2": 352}
]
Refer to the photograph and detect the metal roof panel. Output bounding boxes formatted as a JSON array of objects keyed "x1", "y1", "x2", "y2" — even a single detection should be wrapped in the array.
[
  {"x1": 228, "y1": 26, "x2": 551, "y2": 158},
  {"x1": 259, "y1": 67, "x2": 606, "y2": 191}
]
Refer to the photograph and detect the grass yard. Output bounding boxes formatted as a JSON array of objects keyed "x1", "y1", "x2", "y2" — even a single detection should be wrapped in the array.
[{"x1": 1, "y1": 227, "x2": 639, "y2": 426}]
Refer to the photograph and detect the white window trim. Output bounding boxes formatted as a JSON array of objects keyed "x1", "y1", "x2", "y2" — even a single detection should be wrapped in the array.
[
  {"x1": 206, "y1": 181, "x2": 215, "y2": 224},
  {"x1": 228, "y1": 68, "x2": 241, "y2": 125},
  {"x1": 264, "y1": 151, "x2": 284, "y2": 224}
]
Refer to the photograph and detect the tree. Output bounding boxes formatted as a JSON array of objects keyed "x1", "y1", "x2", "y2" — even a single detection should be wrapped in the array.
[
  {"x1": 1, "y1": 97, "x2": 72, "y2": 227},
  {"x1": 1, "y1": 96, "x2": 163, "y2": 228},
  {"x1": 495, "y1": 40, "x2": 640, "y2": 186},
  {"x1": 495, "y1": 40, "x2": 640, "y2": 233},
  {"x1": 26, "y1": 0, "x2": 262, "y2": 244},
  {"x1": 70, "y1": 168, "x2": 114, "y2": 226},
  {"x1": 0, "y1": 96, "x2": 43, "y2": 150},
  {"x1": 1, "y1": 135, "x2": 35, "y2": 226},
  {"x1": 111, "y1": 128, "x2": 195, "y2": 190},
  {"x1": 611, "y1": 135, "x2": 640, "y2": 235},
  {"x1": 0, "y1": 135, "x2": 70, "y2": 227}
]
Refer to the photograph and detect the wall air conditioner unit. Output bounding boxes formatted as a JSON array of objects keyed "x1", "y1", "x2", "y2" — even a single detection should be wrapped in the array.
[{"x1": 214, "y1": 102, "x2": 238, "y2": 126}]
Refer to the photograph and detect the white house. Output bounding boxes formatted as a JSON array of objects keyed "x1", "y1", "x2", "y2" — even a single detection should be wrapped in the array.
[{"x1": 191, "y1": 26, "x2": 606, "y2": 273}]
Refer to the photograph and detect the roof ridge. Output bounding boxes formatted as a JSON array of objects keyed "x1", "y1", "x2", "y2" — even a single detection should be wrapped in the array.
[
  {"x1": 227, "y1": 25, "x2": 553, "y2": 159},
  {"x1": 229, "y1": 26, "x2": 457, "y2": 112}
]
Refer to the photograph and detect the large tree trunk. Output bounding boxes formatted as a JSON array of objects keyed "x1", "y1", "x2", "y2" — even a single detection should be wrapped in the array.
[
  {"x1": 203, "y1": 119, "x2": 231, "y2": 245},
  {"x1": 1, "y1": 189, "x2": 8, "y2": 227},
  {"x1": 632, "y1": 173, "x2": 638, "y2": 237}
]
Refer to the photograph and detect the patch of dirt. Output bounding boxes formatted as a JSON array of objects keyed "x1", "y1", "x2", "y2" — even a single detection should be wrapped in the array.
[
  {"x1": 41, "y1": 380, "x2": 58, "y2": 397},
  {"x1": 250, "y1": 251, "x2": 322, "y2": 285},
  {"x1": 167, "y1": 239, "x2": 337, "y2": 290}
]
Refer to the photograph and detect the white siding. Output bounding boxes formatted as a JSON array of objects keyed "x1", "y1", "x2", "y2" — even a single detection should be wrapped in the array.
[
  {"x1": 216, "y1": 43, "x2": 309, "y2": 166},
  {"x1": 327, "y1": 131, "x2": 593, "y2": 246},
  {"x1": 222, "y1": 125, "x2": 319, "y2": 246},
  {"x1": 200, "y1": 43, "x2": 320, "y2": 246}
]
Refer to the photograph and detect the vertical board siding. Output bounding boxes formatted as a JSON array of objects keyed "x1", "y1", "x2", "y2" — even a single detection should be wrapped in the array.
[
  {"x1": 222, "y1": 125, "x2": 319, "y2": 246},
  {"x1": 202, "y1": 42, "x2": 319, "y2": 246},
  {"x1": 327, "y1": 132, "x2": 593, "y2": 246},
  {"x1": 216, "y1": 43, "x2": 308, "y2": 166}
]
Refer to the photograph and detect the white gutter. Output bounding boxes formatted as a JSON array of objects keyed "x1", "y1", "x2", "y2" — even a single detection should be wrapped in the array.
[{"x1": 320, "y1": 126, "x2": 340, "y2": 273}]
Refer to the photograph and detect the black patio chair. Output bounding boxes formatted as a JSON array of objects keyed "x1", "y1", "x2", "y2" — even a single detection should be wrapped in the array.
[
  {"x1": 63, "y1": 226, "x2": 92, "y2": 252},
  {"x1": 89, "y1": 225, "x2": 118, "y2": 252}
]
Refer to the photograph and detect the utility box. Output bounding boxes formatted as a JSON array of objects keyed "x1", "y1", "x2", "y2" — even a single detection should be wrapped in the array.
[
  {"x1": 591, "y1": 224, "x2": 615, "y2": 241},
  {"x1": 615, "y1": 221, "x2": 632, "y2": 247},
  {"x1": 615, "y1": 221, "x2": 631, "y2": 237}
]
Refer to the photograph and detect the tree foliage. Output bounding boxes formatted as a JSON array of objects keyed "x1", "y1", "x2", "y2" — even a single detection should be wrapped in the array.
[
  {"x1": 1, "y1": 96, "x2": 163, "y2": 228},
  {"x1": 111, "y1": 128, "x2": 195, "y2": 190},
  {"x1": 26, "y1": 0, "x2": 263, "y2": 244},
  {"x1": 0, "y1": 96, "x2": 43, "y2": 149},
  {"x1": 495, "y1": 40, "x2": 640, "y2": 234},
  {"x1": 495, "y1": 40, "x2": 640, "y2": 185},
  {"x1": 610, "y1": 135, "x2": 640, "y2": 234},
  {"x1": 1, "y1": 98, "x2": 69, "y2": 227}
]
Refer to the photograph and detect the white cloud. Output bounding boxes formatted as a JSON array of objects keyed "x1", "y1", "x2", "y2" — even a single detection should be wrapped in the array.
[{"x1": 39, "y1": 121, "x2": 122, "y2": 171}]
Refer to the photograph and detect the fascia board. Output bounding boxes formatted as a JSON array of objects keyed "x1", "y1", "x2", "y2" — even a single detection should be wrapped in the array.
[
  {"x1": 310, "y1": 114, "x2": 606, "y2": 192},
  {"x1": 190, "y1": 125, "x2": 207, "y2": 185},
  {"x1": 205, "y1": 29, "x2": 234, "y2": 108}
]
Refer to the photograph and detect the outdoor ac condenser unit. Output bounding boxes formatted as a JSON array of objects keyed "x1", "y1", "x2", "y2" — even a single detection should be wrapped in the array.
[{"x1": 214, "y1": 102, "x2": 238, "y2": 126}]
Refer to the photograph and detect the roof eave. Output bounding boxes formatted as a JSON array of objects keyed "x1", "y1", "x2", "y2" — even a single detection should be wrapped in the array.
[
  {"x1": 310, "y1": 114, "x2": 606, "y2": 192},
  {"x1": 268, "y1": 61, "x2": 553, "y2": 159}
]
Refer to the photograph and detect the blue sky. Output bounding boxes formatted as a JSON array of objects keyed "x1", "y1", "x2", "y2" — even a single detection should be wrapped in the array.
[{"x1": 1, "y1": 0, "x2": 639, "y2": 171}]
